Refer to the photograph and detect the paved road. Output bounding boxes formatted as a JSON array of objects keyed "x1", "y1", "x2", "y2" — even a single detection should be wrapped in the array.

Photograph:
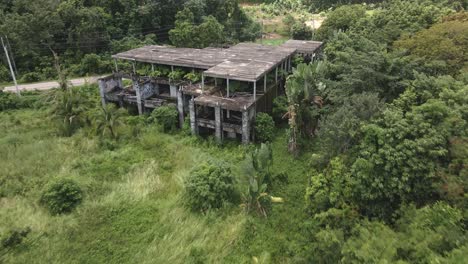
[{"x1": 3, "y1": 76, "x2": 103, "y2": 92}]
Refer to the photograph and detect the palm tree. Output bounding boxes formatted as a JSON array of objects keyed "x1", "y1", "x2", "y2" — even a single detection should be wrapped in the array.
[
  {"x1": 93, "y1": 104, "x2": 127, "y2": 139},
  {"x1": 285, "y1": 62, "x2": 326, "y2": 154}
]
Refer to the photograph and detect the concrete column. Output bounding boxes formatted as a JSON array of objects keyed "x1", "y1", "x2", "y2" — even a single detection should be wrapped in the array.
[
  {"x1": 132, "y1": 61, "x2": 136, "y2": 74},
  {"x1": 189, "y1": 99, "x2": 198, "y2": 135},
  {"x1": 275, "y1": 66, "x2": 278, "y2": 83},
  {"x1": 242, "y1": 108, "x2": 250, "y2": 144},
  {"x1": 288, "y1": 56, "x2": 291, "y2": 72},
  {"x1": 201, "y1": 74, "x2": 204, "y2": 94},
  {"x1": 226, "y1": 78, "x2": 230, "y2": 97},
  {"x1": 133, "y1": 78, "x2": 142, "y2": 115},
  {"x1": 177, "y1": 89, "x2": 184, "y2": 128},
  {"x1": 215, "y1": 104, "x2": 223, "y2": 143},
  {"x1": 253, "y1": 81, "x2": 256, "y2": 101},
  {"x1": 98, "y1": 79, "x2": 106, "y2": 108},
  {"x1": 264, "y1": 74, "x2": 267, "y2": 92}
]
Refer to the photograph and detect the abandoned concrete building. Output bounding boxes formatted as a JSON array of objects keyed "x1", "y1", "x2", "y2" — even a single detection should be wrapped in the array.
[{"x1": 98, "y1": 40, "x2": 323, "y2": 143}]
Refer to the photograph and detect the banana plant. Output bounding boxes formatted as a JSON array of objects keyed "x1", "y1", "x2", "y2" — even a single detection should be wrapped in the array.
[
  {"x1": 285, "y1": 61, "x2": 326, "y2": 154},
  {"x1": 242, "y1": 144, "x2": 283, "y2": 217}
]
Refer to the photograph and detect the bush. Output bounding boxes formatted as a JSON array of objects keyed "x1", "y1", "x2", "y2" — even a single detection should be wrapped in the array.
[
  {"x1": 0, "y1": 64, "x2": 10, "y2": 82},
  {"x1": 1, "y1": 227, "x2": 31, "y2": 249},
  {"x1": 291, "y1": 22, "x2": 313, "y2": 40},
  {"x1": 184, "y1": 162, "x2": 236, "y2": 212},
  {"x1": 80, "y1": 53, "x2": 102, "y2": 74},
  {"x1": 272, "y1": 95, "x2": 288, "y2": 122},
  {"x1": 20, "y1": 72, "x2": 42, "y2": 83},
  {"x1": 150, "y1": 105, "x2": 178, "y2": 132},
  {"x1": 254, "y1": 112, "x2": 275, "y2": 142},
  {"x1": 0, "y1": 91, "x2": 42, "y2": 111},
  {"x1": 40, "y1": 178, "x2": 83, "y2": 215}
]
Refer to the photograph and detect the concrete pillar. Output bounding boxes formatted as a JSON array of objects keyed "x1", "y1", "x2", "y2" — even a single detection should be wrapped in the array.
[
  {"x1": 242, "y1": 108, "x2": 250, "y2": 144},
  {"x1": 226, "y1": 78, "x2": 230, "y2": 97},
  {"x1": 170, "y1": 84, "x2": 177, "y2": 98},
  {"x1": 275, "y1": 66, "x2": 278, "y2": 83},
  {"x1": 201, "y1": 74, "x2": 204, "y2": 94},
  {"x1": 288, "y1": 56, "x2": 291, "y2": 72},
  {"x1": 177, "y1": 89, "x2": 184, "y2": 128},
  {"x1": 133, "y1": 78, "x2": 142, "y2": 115},
  {"x1": 215, "y1": 104, "x2": 223, "y2": 143},
  {"x1": 189, "y1": 99, "x2": 198, "y2": 135},
  {"x1": 98, "y1": 79, "x2": 106, "y2": 108},
  {"x1": 264, "y1": 74, "x2": 267, "y2": 92},
  {"x1": 253, "y1": 81, "x2": 256, "y2": 101}
]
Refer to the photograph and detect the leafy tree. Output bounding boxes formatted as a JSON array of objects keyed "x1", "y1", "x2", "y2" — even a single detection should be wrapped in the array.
[
  {"x1": 169, "y1": 8, "x2": 225, "y2": 48},
  {"x1": 316, "y1": 4, "x2": 367, "y2": 41},
  {"x1": 394, "y1": 12, "x2": 468, "y2": 75},
  {"x1": 291, "y1": 22, "x2": 313, "y2": 40}
]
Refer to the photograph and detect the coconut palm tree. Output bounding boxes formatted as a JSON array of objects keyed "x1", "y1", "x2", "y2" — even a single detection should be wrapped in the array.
[{"x1": 92, "y1": 104, "x2": 127, "y2": 139}]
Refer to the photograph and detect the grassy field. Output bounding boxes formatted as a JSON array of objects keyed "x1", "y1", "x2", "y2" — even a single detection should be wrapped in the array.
[{"x1": 0, "y1": 108, "x2": 311, "y2": 263}]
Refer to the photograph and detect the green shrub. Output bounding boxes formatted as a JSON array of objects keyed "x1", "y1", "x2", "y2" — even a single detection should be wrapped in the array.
[
  {"x1": 184, "y1": 162, "x2": 236, "y2": 212},
  {"x1": 0, "y1": 64, "x2": 10, "y2": 82},
  {"x1": 20, "y1": 72, "x2": 42, "y2": 83},
  {"x1": 150, "y1": 105, "x2": 178, "y2": 132},
  {"x1": 272, "y1": 95, "x2": 288, "y2": 122},
  {"x1": 291, "y1": 22, "x2": 313, "y2": 40},
  {"x1": 40, "y1": 178, "x2": 83, "y2": 215},
  {"x1": 1, "y1": 227, "x2": 31, "y2": 249},
  {"x1": 254, "y1": 112, "x2": 275, "y2": 142},
  {"x1": 80, "y1": 53, "x2": 102, "y2": 74},
  {"x1": 0, "y1": 91, "x2": 42, "y2": 111}
]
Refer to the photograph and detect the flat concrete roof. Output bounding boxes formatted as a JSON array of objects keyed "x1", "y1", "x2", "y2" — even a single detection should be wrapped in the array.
[{"x1": 112, "y1": 40, "x2": 322, "y2": 82}]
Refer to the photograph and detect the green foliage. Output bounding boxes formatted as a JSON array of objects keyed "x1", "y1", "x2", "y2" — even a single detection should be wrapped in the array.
[
  {"x1": 184, "y1": 162, "x2": 236, "y2": 212},
  {"x1": 20, "y1": 72, "x2": 43, "y2": 83},
  {"x1": 395, "y1": 12, "x2": 468, "y2": 75},
  {"x1": 254, "y1": 112, "x2": 275, "y2": 143},
  {"x1": 272, "y1": 95, "x2": 288, "y2": 123},
  {"x1": 47, "y1": 86, "x2": 94, "y2": 136},
  {"x1": 40, "y1": 178, "x2": 83, "y2": 215},
  {"x1": 168, "y1": 69, "x2": 185, "y2": 82},
  {"x1": 184, "y1": 72, "x2": 201, "y2": 83},
  {"x1": 0, "y1": 64, "x2": 10, "y2": 82},
  {"x1": 169, "y1": 9, "x2": 225, "y2": 48},
  {"x1": 149, "y1": 105, "x2": 179, "y2": 132},
  {"x1": 92, "y1": 104, "x2": 127, "y2": 139},
  {"x1": 241, "y1": 144, "x2": 281, "y2": 216},
  {"x1": 291, "y1": 22, "x2": 313, "y2": 40},
  {"x1": 0, "y1": 91, "x2": 42, "y2": 111},
  {"x1": 1, "y1": 227, "x2": 31, "y2": 249},
  {"x1": 316, "y1": 4, "x2": 367, "y2": 41},
  {"x1": 285, "y1": 62, "x2": 326, "y2": 154}
]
